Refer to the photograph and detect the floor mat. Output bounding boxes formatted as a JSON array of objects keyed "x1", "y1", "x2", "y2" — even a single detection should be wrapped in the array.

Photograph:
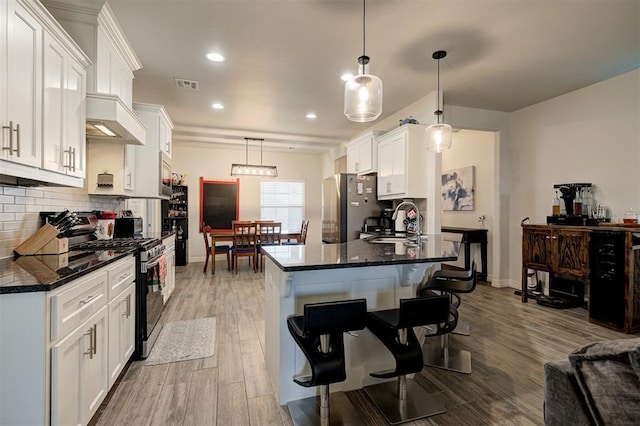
[{"x1": 144, "y1": 317, "x2": 216, "y2": 366}]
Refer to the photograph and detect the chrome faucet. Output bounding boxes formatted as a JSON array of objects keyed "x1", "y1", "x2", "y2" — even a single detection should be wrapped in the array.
[{"x1": 392, "y1": 200, "x2": 421, "y2": 240}]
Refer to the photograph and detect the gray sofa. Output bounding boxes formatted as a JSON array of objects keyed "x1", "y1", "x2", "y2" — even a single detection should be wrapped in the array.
[{"x1": 544, "y1": 338, "x2": 640, "y2": 426}]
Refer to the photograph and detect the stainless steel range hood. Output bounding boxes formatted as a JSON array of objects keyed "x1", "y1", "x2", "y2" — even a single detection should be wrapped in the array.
[{"x1": 86, "y1": 93, "x2": 146, "y2": 145}]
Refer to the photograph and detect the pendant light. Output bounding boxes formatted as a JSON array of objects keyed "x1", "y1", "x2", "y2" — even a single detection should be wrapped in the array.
[
  {"x1": 344, "y1": 0, "x2": 382, "y2": 122},
  {"x1": 426, "y1": 50, "x2": 453, "y2": 152},
  {"x1": 230, "y1": 138, "x2": 278, "y2": 177}
]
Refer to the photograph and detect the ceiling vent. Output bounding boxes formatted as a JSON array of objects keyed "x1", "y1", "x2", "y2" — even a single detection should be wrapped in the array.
[{"x1": 175, "y1": 78, "x2": 199, "y2": 90}]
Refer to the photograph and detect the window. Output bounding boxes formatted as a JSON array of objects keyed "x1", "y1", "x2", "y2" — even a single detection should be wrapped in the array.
[{"x1": 260, "y1": 181, "x2": 304, "y2": 233}]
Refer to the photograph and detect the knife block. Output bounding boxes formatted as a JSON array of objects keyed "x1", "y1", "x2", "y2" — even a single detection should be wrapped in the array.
[{"x1": 14, "y1": 224, "x2": 69, "y2": 255}]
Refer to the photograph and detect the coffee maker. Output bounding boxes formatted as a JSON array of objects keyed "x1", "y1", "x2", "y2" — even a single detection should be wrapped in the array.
[
  {"x1": 547, "y1": 182, "x2": 596, "y2": 225},
  {"x1": 380, "y1": 208, "x2": 395, "y2": 234}
]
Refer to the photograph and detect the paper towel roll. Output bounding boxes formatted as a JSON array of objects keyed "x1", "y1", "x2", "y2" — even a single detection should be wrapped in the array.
[{"x1": 395, "y1": 210, "x2": 407, "y2": 232}]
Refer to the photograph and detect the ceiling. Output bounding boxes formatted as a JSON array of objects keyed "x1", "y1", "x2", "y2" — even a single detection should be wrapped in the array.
[{"x1": 106, "y1": 0, "x2": 640, "y2": 153}]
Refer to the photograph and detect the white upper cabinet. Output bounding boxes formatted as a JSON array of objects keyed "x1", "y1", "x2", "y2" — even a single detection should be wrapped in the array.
[
  {"x1": 42, "y1": 31, "x2": 88, "y2": 178},
  {"x1": 0, "y1": 0, "x2": 90, "y2": 187},
  {"x1": 1, "y1": 0, "x2": 42, "y2": 168},
  {"x1": 42, "y1": 0, "x2": 146, "y2": 145},
  {"x1": 377, "y1": 124, "x2": 429, "y2": 200},
  {"x1": 346, "y1": 131, "x2": 379, "y2": 175},
  {"x1": 132, "y1": 103, "x2": 174, "y2": 198}
]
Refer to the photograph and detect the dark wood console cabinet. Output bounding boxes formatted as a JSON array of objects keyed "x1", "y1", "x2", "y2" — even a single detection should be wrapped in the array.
[{"x1": 522, "y1": 224, "x2": 640, "y2": 334}]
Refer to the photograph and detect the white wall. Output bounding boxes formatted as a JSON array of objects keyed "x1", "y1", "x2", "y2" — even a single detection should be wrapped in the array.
[
  {"x1": 171, "y1": 141, "x2": 324, "y2": 262},
  {"x1": 442, "y1": 130, "x2": 495, "y2": 278},
  {"x1": 507, "y1": 69, "x2": 640, "y2": 288}
]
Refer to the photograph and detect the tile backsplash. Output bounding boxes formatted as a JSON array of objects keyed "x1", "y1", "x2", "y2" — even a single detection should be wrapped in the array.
[{"x1": 0, "y1": 184, "x2": 121, "y2": 259}]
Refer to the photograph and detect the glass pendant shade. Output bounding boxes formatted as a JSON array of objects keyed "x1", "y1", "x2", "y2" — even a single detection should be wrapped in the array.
[
  {"x1": 426, "y1": 122, "x2": 453, "y2": 152},
  {"x1": 426, "y1": 50, "x2": 452, "y2": 153},
  {"x1": 344, "y1": 65, "x2": 383, "y2": 122}
]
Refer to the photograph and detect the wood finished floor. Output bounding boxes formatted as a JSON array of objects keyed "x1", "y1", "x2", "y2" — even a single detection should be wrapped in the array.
[{"x1": 90, "y1": 260, "x2": 636, "y2": 426}]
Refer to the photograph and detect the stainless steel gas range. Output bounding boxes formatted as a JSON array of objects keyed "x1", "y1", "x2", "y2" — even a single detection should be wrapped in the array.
[{"x1": 71, "y1": 237, "x2": 166, "y2": 359}]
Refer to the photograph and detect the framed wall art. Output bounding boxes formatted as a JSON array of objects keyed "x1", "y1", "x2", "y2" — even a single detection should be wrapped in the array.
[{"x1": 441, "y1": 165, "x2": 475, "y2": 211}]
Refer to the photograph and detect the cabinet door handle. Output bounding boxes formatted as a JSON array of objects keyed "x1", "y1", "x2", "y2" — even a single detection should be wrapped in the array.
[
  {"x1": 64, "y1": 148, "x2": 72, "y2": 170},
  {"x1": 79, "y1": 294, "x2": 99, "y2": 306},
  {"x1": 92, "y1": 323, "x2": 97, "y2": 356},
  {"x1": 545, "y1": 236, "x2": 551, "y2": 240},
  {"x1": 84, "y1": 326, "x2": 94, "y2": 359},
  {"x1": 15, "y1": 123, "x2": 20, "y2": 156},
  {"x1": 355, "y1": 162, "x2": 359, "y2": 172},
  {"x1": 552, "y1": 236, "x2": 557, "y2": 240},
  {"x1": 123, "y1": 293, "x2": 131, "y2": 318},
  {"x1": 71, "y1": 147, "x2": 76, "y2": 172},
  {"x1": 2, "y1": 121, "x2": 17, "y2": 155}
]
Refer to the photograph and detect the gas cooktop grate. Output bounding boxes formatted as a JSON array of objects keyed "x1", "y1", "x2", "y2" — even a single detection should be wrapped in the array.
[{"x1": 70, "y1": 238, "x2": 160, "y2": 250}]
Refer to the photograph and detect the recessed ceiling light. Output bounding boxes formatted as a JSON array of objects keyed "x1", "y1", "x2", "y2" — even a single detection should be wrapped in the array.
[
  {"x1": 341, "y1": 73, "x2": 354, "y2": 81},
  {"x1": 306, "y1": 113, "x2": 317, "y2": 119},
  {"x1": 212, "y1": 103, "x2": 224, "y2": 110},
  {"x1": 206, "y1": 52, "x2": 225, "y2": 62}
]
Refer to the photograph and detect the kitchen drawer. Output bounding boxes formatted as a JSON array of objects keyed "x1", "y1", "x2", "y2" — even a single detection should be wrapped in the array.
[
  {"x1": 106, "y1": 256, "x2": 135, "y2": 301},
  {"x1": 50, "y1": 270, "x2": 108, "y2": 342}
]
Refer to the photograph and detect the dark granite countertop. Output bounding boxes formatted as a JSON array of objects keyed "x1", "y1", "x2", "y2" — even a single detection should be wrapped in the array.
[
  {"x1": 261, "y1": 233, "x2": 462, "y2": 272},
  {"x1": 0, "y1": 248, "x2": 136, "y2": 294}
]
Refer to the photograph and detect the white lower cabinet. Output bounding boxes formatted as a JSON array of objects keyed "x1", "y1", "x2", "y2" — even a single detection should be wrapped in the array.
[
  {"x1": 0, "y1": 254, "x2": 136, "y2": 425},
  {"x1": 51, "y1": 306, "x2": 108, "y2": 426},
  {"x1": 108, "y1": 283, "x2": 135, "y2": 387},
  {"x1": 106, "y1": 256, "x2": 136, "y2": 387}
]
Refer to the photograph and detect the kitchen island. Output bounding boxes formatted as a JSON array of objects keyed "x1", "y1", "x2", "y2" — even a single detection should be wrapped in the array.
[{"x1": 261, "y1": 234, "x2": 462, "y2": 405}]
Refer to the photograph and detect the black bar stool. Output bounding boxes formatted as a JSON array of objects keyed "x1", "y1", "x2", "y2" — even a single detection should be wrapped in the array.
[
  {"x1": 431, "y1": 260, "x2": 477, "y2": 335},
  {"x1": 287, "y1": 298, "x2": 368, "y2": 426},
  {"x1": 363, "y1": 294, "x2": 456, "y2": 425},
  {"x1": 418, "y1": 261, "x2": 477, "y2": 374}
]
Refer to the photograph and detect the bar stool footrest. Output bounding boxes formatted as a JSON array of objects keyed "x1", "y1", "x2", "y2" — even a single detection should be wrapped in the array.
[
  {"x1": 293, "y1": 375, "x2": 314, "y2": 387},
  {"x1": 422, "y1": 341, "x2": 472, "y2": 374},
  {"x1": 370, "y1": 368, "x2": 400, "y2": 379},
  {"x1": 287, "y1": 392, "x2": 365, "y2": 426},
  {"x1": 363, "y1": 379, "x2": 446, "y2": 425}
]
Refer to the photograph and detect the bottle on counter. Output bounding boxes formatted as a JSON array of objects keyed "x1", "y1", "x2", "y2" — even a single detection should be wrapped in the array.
[
  {"x1": 573, "y1": 191, "x2": 583, "y2": 216},
  {"x1": 552, "y1": 190, "x2": 560, "y2": 216}
]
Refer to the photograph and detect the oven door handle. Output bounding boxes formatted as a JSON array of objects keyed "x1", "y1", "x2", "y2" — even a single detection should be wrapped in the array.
[{"x1": 142, "y1": 253, "x2": 165, "y2": 272}]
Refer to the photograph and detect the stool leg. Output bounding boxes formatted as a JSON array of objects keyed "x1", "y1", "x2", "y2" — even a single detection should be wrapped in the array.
[
  {"x1": 288, "y1": 332, "x2": 364, "y2": 426},
  {"x1": 319, "y1": 334, "x2": 330, "y2": 422},
  {"x1": 320, "y1": 385, "x2": 329, "y2": 425}
]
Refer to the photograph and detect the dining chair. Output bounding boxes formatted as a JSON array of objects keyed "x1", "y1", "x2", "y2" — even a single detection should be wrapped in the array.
[
  {"x1": 258, "y1": 222, "x2": 282, "y2": 271},
  {"x1": 283, "y1": 220, "x2": 309, "y2": 245},
  {"x1": 232, "y1": 222, "x2": 258, "y2": 273},
  {"x1": 202, "y1": 222, "x2": 231, "y2": 274}
]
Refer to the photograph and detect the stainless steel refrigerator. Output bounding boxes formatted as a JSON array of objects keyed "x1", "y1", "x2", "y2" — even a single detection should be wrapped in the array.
[{"x1": 322, "y1": 173, "x2": 380, "y2": 243}]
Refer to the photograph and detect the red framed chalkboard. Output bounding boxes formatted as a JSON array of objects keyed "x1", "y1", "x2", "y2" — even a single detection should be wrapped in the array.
[{"x1": 199, "y1": 178, "x2": 239, "y2": 232}]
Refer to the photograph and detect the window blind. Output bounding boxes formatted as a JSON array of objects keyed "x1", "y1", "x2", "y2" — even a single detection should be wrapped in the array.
[{"x1": 260, "y1": 181, "x2": 305, "y2": 233}]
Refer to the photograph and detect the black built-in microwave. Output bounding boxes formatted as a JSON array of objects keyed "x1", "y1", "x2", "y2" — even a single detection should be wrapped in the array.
[{"x1": 114, "y1": 217, "x2": 144, "y2": 238}]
